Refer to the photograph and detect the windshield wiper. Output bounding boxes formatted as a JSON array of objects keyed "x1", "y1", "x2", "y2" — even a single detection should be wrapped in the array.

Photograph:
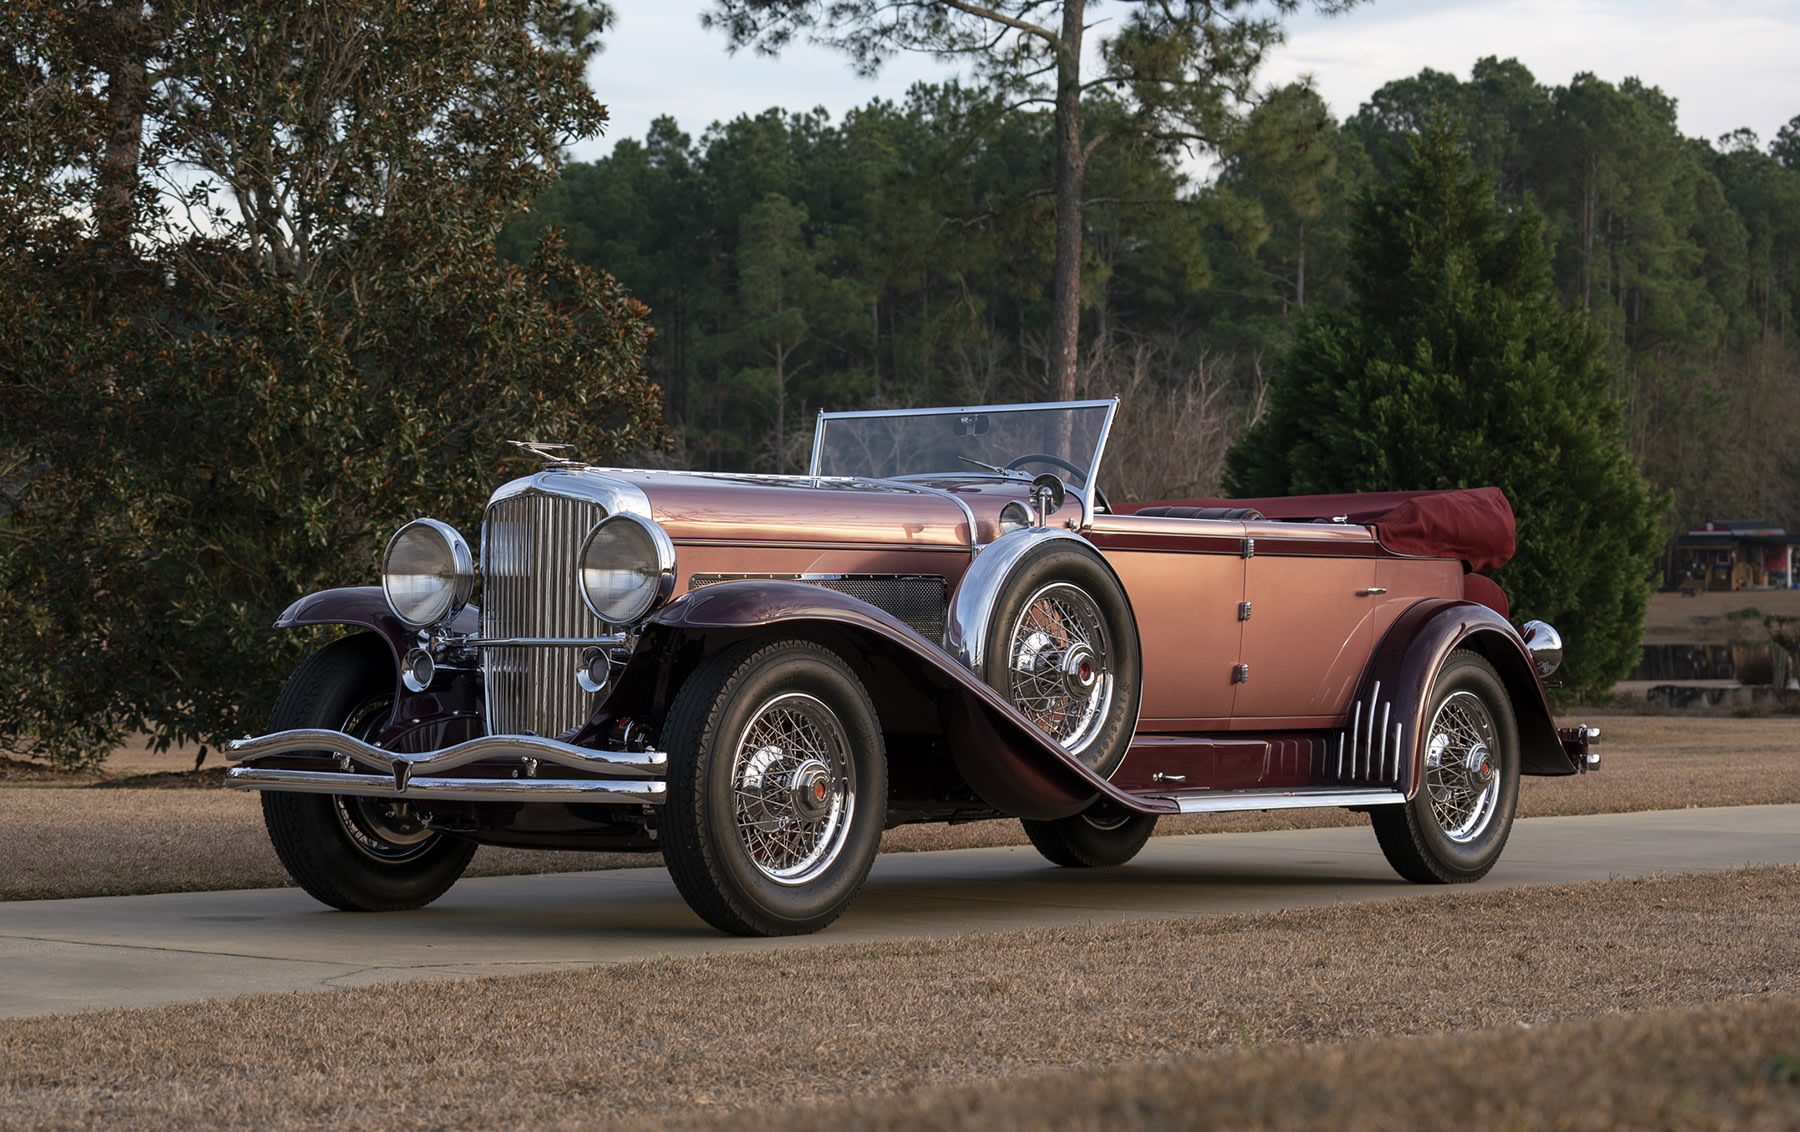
[{"x1": 958, "y1": 456, "x2": 1013, "y2": 476}]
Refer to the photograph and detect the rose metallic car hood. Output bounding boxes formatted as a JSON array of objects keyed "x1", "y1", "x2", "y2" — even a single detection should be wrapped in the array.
[{"x1": 600, "y1": 470, "x2": 973, "y2": 549}]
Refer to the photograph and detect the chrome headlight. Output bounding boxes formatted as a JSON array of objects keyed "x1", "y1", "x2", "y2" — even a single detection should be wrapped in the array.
[
  {"x1": 382, "y1": 518, "x2": 474, "y2": 629},
  {"x1": 579, "y1": 514, "x2": 675, "y2": 626}
]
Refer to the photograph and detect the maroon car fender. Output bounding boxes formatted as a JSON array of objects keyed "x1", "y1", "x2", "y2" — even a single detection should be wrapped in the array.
[
  {"x1": 272, "y1": 587, "x2": 485, "y2": 752},
  {"x1": 275, "y1": 586, "x2": 479, "y2": 666},
  {"x1": 1358, "y1": 599, "x2": 1577, "y2": 797},
  {"x1": 609, "y1": 580, "x2": 1177, "y2": 821}
]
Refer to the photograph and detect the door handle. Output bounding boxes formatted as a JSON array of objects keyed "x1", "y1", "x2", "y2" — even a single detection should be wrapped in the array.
[{"x1": 1358, "y1": 587, "x2": 1387, "y2": 596}]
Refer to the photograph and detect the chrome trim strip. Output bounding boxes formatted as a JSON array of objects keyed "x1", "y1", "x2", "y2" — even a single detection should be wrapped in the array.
[
  {"x1": 1378, "y1": 700, "x2": 1392, "y2": 781},
  {"x1": 905, "y1": 482, "x2": 981, "y2": 556},
  {"x1": 809, "y1": 408, "x2": 827, "y2": 481},
  {"x1": 467, "y1": 636, "x2": 629, "y2": 648},
  {"x1": 946, "y1": 525, "x2": 1093, "y2": 672},
  {"x1": 1363, "y1": 680, "x2": 1380, "y2": 780},
  {"x1": 814, "y1": 398, "x2": 1119, "y2": 424},
  {"x1": 225, "y1": 729, "x2": 666, "y2": 778},
  {"x1": 227, "y1": 767, "x2": 665, "y2": 805},
  {"x1": 1162, "y1": 787, "x2": 1407, "y2": 814},
  {"x1": 1081, "y1": 397, "x2": 1119, "y2": 525}
]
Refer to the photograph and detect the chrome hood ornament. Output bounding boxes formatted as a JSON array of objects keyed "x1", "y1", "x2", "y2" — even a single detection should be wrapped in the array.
[{"x1": 508, "y1": 440, "x2": 579, "y2": 466}]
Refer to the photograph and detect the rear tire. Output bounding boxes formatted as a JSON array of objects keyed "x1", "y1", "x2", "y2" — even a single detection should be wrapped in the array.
[
  {"x1": 1022, "y1": 804, "x2": 1157, "y2": 868},
  {"x1": 660, "y1": 639, "x2": 887, "y2": 936},
  {"x1": 259, "y1": 635, "x2": 476, "y2": 912},
  {"x1": 1371, "y1": 650, "x2": 1519, "y2": 884}
]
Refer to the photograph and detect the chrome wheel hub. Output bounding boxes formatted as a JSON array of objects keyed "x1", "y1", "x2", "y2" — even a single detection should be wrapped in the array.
[
  {"x1": 1423, "y1": 690, "x2": 1502, "y2": 843},
  {"x1": 730, "y1": 693, "x2": 855, "y2": 885},
  {"x1": 1005, "y1": 582, "x2": 1113, "y2": 760}
]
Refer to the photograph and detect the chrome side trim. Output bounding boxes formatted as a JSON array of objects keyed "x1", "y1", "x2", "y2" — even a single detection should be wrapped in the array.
[
  {"x1": 227, "y1": 767, "x2": 665, "y2": 805},
  {"x1": 946, "y1": 525, "x2": 1094, "y2": 672},
  {"x1": 1335, "y1": 681, "x2": 1408, "y2": 788},
  {"x1": 905, "y1": 482, "x2": 981, "y2": 556},
  {"x1": 1158, "y1": 787, "x2": 1407, "y2": 814},
  {"x1": 225, "y1": 729, "x2": 666, "y2": 778}
]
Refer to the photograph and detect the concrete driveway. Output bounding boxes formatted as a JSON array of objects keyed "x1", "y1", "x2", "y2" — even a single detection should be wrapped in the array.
[{"x1": 2, "y1": 804, "x2": 1796, "y2": 1019}]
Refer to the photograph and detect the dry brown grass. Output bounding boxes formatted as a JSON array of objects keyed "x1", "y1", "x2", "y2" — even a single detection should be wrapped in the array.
[
  {"x1": 3, "y1": 715, "x2": 1794, "y2": 902},
  {"x1": 1641, "y1": 589, "x2": 1800, "y2": 641},
  {"x1": 0, "y1": 865, "x2": 1795, "y2": 1130}
]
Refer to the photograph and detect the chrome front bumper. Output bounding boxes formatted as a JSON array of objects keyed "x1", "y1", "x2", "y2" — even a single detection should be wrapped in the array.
[{"x1": 224, "y1": 730, "x2": 667, "y2": 805}]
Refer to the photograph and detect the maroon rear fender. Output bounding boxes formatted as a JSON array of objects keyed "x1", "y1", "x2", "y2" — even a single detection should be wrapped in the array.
[
  {"x1": 1360, "y1": 600, "x2": 1576, "y2": 795},
  {"x1": 275, "y1": 586, "x2": 480, "y2": 667},
  {"x1": 613, "y1": 580, "x2": 1177, "y2": 821}
]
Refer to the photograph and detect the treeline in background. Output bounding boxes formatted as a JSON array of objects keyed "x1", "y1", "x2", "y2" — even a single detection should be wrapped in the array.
[{"x1": 502, "y1": 57, "x2": 1800, "y2": 532}]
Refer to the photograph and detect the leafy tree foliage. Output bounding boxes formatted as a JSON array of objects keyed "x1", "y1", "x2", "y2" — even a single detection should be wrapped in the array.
[
  {"x1": 699, "y1": 0, "x2": 1357, "y2": 400},
  {"x1": 502, "y1": 89, "x2": 1224, "y2": 471},
  {"x1": 0, "y1": 0, "x2": 662, "y2": 768},
  {"x1": 1226, "y1": 115, "x2": 1664, "y2": 700},
  {"x1": 1347, "y1": 60, "x2": 1800, "y2": 531}
]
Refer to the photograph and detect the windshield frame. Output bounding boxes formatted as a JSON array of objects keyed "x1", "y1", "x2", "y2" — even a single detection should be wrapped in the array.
[{"x1": 808, "y1": 399, "x2": 1119, "y2": 520}]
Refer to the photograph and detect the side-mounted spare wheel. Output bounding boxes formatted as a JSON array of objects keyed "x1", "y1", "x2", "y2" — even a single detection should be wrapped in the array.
[
  {"x1": 978, "y1": 541, "x2": 1141, "y2": 777},
  {"x1": 974, "y1": 539, "x2": 1149, "y2": 866},
  {"x1": 259, "y1": 633, "x2": 477, "y2": 911},
  {"x1": 1371, "y1": 649, "x2": 1521, "y2": 884},
  {"x1": 660, "y1": 639, "x2": 888, "y2": 937}
]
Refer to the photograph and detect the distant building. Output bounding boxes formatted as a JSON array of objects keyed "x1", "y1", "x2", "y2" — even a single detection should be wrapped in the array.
[{"x1": 1660, "y1": 520, "x2": 1800, "y2": 591}]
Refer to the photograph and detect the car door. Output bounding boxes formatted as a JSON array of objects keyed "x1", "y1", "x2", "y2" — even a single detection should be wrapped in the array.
[
  {"x1": 1230, "y1": 520, "x2": 1380, "y2": 729},
  {"x1": 1086, "y1": 514, "x2": 1248, "y2": 730}
]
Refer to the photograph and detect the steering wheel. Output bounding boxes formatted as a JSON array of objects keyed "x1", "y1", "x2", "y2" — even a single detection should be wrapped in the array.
[
  {"x1": 1004, "y1": 453, "x2": 1088, "y2": 487},
  {"x1": 1002, "y1": 452, "x2": 1112, "y2": 514}
]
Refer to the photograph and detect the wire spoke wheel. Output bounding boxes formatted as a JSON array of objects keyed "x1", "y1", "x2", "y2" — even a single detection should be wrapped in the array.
[
  {"x1": 730, "y1": 692, "x2": 856, "y2": 885},
  {"x1": 661, "y1": 639, "x2": 887, "y2": 937},
  {"x1": 1370, "y1": 649, "x2": 1520, "y2": 885},
  {"x1": 1423, "y1": 690, "x2": 1501, "y2": 843},
  {"x1": 1004, "y1": 582, "x2": 1113, "y2": 757}
]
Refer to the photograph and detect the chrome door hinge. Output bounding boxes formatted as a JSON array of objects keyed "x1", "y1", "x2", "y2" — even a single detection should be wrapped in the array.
[
  {"x1": 1238, "y1": 601, "x2": 1253, "y2": 621},
  {"x1": 1242, "y1": 537, "x2": 1255, "y2": 558},
  {"x1": 1232, "y1": 663, "x2": 1250, "y2": 684}
]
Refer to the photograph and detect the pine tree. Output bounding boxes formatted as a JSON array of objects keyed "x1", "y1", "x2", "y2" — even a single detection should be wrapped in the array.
[{"x1": 1225, "y1": 112, "x2": 1664, "y2": 700}]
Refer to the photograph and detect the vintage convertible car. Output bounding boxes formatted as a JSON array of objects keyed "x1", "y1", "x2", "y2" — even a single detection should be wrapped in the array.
[{"x1": 227, "y1": 400, "x2": 1598, "y2": 936}]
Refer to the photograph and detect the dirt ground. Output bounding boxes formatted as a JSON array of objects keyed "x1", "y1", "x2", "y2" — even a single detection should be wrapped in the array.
[
  {"x1": 0, "y1": 865, "x2": 1794, "y2": 1130},
  {"x1": 3, "y1": 714, "x2": 1794, "y2": 902}
]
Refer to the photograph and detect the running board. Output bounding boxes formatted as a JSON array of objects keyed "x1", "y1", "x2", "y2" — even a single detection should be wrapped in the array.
[{"x1": 1152, "y1": 786, "x2": 1407, "y2": 815}]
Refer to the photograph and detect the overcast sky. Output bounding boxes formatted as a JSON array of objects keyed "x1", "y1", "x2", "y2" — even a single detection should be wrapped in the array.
[{"x1": 572, "y1": 0, "x2": 1799, "y2": 167}]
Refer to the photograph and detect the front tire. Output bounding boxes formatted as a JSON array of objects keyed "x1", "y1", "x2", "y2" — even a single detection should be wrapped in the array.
[
  {"x1": 260, "y1": 634, "x2": 476, "y2": 911},
  {"x1": 1371, "y1": 650, "x2": 1520, "y2": 884},
  {"x1": 660, "y1": 639, "x2": 887, "y2": 936},
  {"x1": 1022, "y1": 804, "x2": 1157, "y2": 867}
]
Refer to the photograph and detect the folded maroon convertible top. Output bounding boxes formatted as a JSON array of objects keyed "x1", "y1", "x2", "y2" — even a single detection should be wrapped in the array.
[{"x1": 1118, "y1": 487, "x2": 1516, "y2": 572}]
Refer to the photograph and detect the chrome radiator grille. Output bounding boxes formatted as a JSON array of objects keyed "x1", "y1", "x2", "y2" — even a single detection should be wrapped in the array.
[{"x1": 481, "y1": 491, "x2": 608, "y2": 738}]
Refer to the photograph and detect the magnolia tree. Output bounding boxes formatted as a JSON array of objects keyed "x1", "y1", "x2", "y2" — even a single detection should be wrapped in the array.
[{"x1": 0, "y1": 0, "x2": 665, "y2": 768}]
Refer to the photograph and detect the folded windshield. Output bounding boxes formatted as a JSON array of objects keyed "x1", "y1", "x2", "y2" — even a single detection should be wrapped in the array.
[{"x1": 809, "y1": 401, "x2": 1116, "y2": 503}]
